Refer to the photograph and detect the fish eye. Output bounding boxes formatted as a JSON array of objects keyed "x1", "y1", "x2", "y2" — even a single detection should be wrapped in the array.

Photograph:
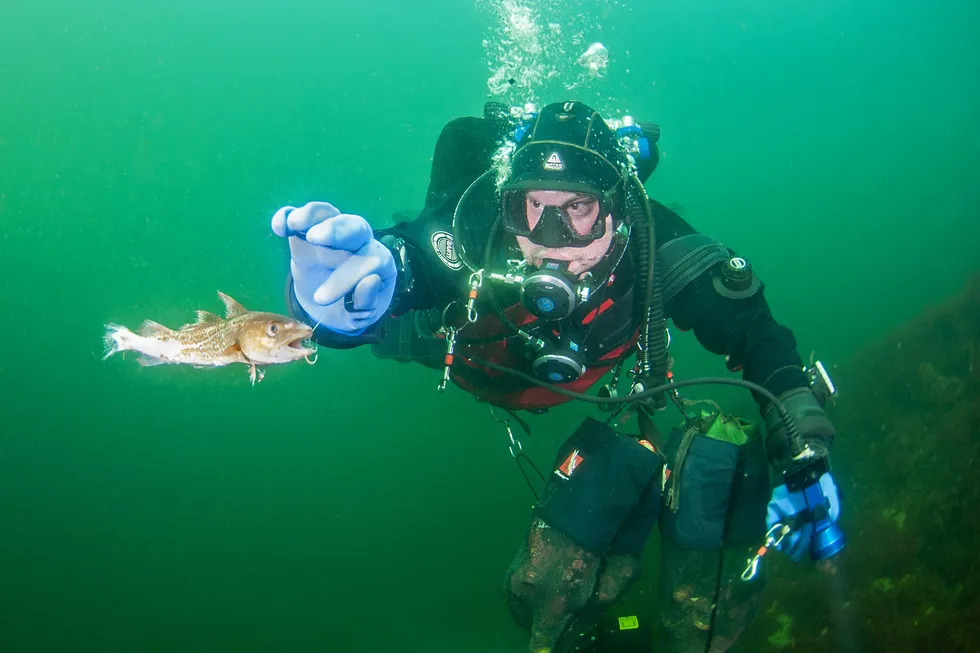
[{"x1": 266, "y1": 322, "x2": 280, "y2": 337}]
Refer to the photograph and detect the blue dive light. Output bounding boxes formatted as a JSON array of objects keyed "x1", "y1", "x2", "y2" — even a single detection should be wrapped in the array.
[
  {"x1": 785, "y1": 456, "x2": 846, "y2": 561},
  {"x1": 801, "y1": 477, "x2": 847, "y2": 560}
]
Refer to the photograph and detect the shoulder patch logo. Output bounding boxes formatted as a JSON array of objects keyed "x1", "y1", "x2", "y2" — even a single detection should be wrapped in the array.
[
  {"x1": 544, "y1": 152, "x2": 564, "y2": 171},
  {"x1": 431, "y1": 231, "x2": 462, "y2": 270}
]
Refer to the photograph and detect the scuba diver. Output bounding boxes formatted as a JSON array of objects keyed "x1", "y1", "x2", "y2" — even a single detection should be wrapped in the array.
[{"x1": 269, "y1": 100, "x2": 844, "y2": 653}]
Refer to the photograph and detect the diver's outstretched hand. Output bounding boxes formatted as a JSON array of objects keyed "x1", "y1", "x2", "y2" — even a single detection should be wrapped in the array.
[{"x1": 272, "y1": 201, "x2": 396, "y2": 335}]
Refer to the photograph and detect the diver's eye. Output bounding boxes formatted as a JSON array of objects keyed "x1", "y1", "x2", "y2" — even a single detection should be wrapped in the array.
[
  {"x1": 266, "y1": 322, "x2": 280, "y2": 337},
  {"x1": 565, "y1": 198, "x2": 595, "y2": 216}
]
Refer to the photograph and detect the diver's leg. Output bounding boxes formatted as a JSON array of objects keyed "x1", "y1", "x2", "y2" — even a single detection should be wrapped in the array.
[{"x1": 657, "y1": 530, "x2": 768, "y2": 652}]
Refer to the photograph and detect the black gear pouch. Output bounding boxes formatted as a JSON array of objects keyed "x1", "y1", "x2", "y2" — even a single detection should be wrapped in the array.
[
  {"x1": 660, "y1": 412, "x2": 770, "y2": 550},
  {"x1": 536, "y1": 417, "x2": 665, "y2": 556}
]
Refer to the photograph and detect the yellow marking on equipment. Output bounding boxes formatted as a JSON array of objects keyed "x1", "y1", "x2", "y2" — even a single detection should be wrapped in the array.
[{"x1": 618, "y1": 615, "x2": 639, "y2": 630}]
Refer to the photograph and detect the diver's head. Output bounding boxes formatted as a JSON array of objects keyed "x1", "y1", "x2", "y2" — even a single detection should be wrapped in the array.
[{"x1": 500, "y1": 100, "x2": 633, "y2": 276}]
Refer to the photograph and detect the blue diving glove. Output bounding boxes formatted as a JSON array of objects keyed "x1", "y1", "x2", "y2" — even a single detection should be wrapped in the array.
[
  {"x1": 271, "y1": 201, "x2": 397, "y2": 335},
  {"x1": 766, "y1": 471, "x2": 841, "y2": 562}
]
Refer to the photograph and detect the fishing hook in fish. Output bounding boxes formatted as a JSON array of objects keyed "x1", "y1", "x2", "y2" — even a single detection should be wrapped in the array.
[
  {"x1": 306, "y1": 289, "x2": 359, "y2": 363},
  {"x1": 305, "y1": 342, "x2": 319, "y2": 365}
]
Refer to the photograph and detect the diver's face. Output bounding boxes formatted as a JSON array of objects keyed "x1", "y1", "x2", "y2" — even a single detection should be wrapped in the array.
[
  {"x1": 516, "y1": 190, "x2": 613, "y2": 276},
  {"x1": 526, "y1": 190, "x2": 601, "y2": 235}
]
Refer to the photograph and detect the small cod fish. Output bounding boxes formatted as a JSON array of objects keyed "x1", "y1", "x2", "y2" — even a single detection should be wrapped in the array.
[{"x1": 103, "y1": 291, "x2": 317, "y2": 385}]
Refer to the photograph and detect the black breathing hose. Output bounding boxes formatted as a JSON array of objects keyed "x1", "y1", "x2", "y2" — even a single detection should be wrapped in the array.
[
  {"x1": 482, "y1": 213, "x2": 526, "y2": 335},
  {"x1": 627, "y1": 178, "x2": 669, "y2": 408}
]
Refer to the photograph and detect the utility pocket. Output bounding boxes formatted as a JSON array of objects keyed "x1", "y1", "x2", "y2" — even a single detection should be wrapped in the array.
[
  {"x1": 660, "y1": 412, "x2": 769, "y2": 550},
  {"x1": 535, "y1": 417, "x2": 665, "y2": 556},
  {"x1": 726, "y1": 434, "x2": 770, "y2": 547}
]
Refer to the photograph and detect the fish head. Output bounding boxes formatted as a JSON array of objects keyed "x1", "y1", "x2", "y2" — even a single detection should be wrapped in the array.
[{"x1": 237, "y1": 313, "x2": 315, "y2": 364}]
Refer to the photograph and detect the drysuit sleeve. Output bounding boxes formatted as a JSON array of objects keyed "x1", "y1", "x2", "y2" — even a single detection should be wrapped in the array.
[
  {"x1": 657, "y1": 205, "x2": 829, "y2": 466},
  {"x1": 666, "y1": 269, "x2": 811, "y2": 405},
  {"x1": 374, "y1": 114, "x2": 502, "y2": 314}
]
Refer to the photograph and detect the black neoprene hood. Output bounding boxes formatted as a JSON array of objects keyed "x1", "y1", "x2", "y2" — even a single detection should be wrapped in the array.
[{"x1": 502, "y1": 100, "x2": 629, "y2": 197}]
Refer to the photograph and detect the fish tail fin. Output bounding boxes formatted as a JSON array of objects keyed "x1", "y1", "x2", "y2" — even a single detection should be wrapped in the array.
[{"x1": 103, "y1": 323, "x2": 134, "y2": 360}]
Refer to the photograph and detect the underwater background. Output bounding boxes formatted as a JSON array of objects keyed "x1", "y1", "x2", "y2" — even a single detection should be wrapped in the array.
[{"x1": 0, "y1": 0, "x2": 977, "y2": 651}]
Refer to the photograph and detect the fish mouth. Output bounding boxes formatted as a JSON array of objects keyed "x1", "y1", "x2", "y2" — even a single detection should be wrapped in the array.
[
  {"x1": 286, "y1": 336, "x2": 314, "y2": 352},
  {"x1": 287, "y1": 335, "x2": 318, "y2": 364}
]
